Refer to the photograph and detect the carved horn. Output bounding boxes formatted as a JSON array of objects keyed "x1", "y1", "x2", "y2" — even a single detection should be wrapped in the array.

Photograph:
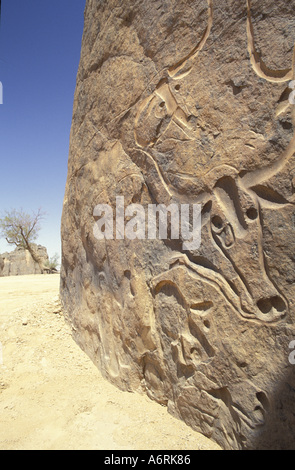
[
  {"x1": 168, "y1": 0, "x2": 213, "y2": 79},
  {"x1": 240, "y1": 132, "x2": 295, "y2": 190},
  {"x1": 246, "y1": 0, "x2": 295, "y2": 83},
  {"x1": 241, "y1": 0, "x2": 295, "y2": 189}
]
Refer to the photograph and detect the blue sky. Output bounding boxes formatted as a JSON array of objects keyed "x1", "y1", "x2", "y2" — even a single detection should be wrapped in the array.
[{"x1": 0, "y1": 0, "x2": 85, "y2": 262}]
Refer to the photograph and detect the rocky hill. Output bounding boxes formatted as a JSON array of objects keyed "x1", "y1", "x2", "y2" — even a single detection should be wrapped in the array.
[{"x1": 0, "y1": 245, "x2": 49, "y2": 276}]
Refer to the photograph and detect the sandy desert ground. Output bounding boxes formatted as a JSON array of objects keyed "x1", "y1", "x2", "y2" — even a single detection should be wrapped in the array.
[{"x1": 0, "y1": 274, "x2": 221, "y2": 450}]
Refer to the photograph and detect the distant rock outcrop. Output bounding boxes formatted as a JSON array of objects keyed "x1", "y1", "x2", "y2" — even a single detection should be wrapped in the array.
[{"x1": 0, "y1": 245, "x2": 49, "y2": 276}]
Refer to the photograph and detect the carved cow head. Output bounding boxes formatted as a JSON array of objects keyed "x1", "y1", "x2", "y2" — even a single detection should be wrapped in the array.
[
  {"x1": 130, "y1": 0, "x2": 295, "y2": 324},
  {"x1": 199, "y1": 166, "x2": 291, "y2": 323}
]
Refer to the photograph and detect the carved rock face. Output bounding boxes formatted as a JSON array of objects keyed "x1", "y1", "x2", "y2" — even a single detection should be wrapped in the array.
[{"x1": 61, "y1": 0, "x2": 295, "y2": 449}]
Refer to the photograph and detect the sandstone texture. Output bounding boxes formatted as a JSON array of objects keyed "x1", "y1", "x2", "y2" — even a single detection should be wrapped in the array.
[
  {"x1": 61, "y1": 0, "x2": 295, "y2": 449},
  {"x1": 0, "y1": 245, "x2": 49, "y2": 277}
]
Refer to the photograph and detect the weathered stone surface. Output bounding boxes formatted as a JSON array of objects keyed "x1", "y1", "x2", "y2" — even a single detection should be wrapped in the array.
[
  {"x1": 0, "y1": 256, "x2": 4, "y2": 275},
  {"x1": 61, "y1": 0, "x2": 295, "y2": 449},
  {"x1": 0, "y1": 245, "x2": 49, "y2": 276}
]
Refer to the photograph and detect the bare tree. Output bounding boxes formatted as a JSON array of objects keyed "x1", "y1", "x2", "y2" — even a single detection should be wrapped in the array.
[{"x1": 0, "y1": 208, "x2": 46, "y2": 266}]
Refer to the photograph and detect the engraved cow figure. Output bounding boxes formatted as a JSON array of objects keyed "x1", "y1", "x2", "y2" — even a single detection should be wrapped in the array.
[{"x1": 129, "y1": 0, "x2": 295, "y2": 324}]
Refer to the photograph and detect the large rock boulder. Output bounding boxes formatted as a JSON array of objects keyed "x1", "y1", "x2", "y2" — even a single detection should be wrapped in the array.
[
  {"x1": 61, "y1": 0, "x2": 295, "y2": 449},
  {"x1": 0, "y1": 245, "x2": 49, "y2": 276}
]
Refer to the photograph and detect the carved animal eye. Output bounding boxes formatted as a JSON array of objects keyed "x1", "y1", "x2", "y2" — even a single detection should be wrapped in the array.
[
  {"x1": 211, "y1": 215, "x2": 224, "y2": 231},
  {"x1": 246, "y1": 207, "x2": 258, "y2": 220},
  {"x1": 175, "y1": 84, "x2": 181, "y2": 92},
  {"x1": 159, "y1": 102, "x2": 165, "y2": 109}
]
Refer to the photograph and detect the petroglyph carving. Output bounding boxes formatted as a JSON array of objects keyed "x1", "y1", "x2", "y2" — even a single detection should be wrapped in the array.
[
  {"x1": 151, "y1": 168, "x2": 290, "y2": 323},
  {"x1": 135, "y1": 78, "x2": 196, "y2": 148},
  {"x1": 132, "y1": 0, "x2": 295, "y2": 324},
  {"x1": 62, "y1": 0, "x2": 295, "y2": 450},
  {"x1": 246, "y1": 0, "x2": 295, "y2": 84},
  {"x1": 134, "y1": 0, "x2": 213, "y2": 150}
]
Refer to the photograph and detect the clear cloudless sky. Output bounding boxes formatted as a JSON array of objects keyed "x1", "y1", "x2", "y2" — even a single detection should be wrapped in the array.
[{"x1": 0, "y1": 0, "x2": 86, "y2": 263}]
